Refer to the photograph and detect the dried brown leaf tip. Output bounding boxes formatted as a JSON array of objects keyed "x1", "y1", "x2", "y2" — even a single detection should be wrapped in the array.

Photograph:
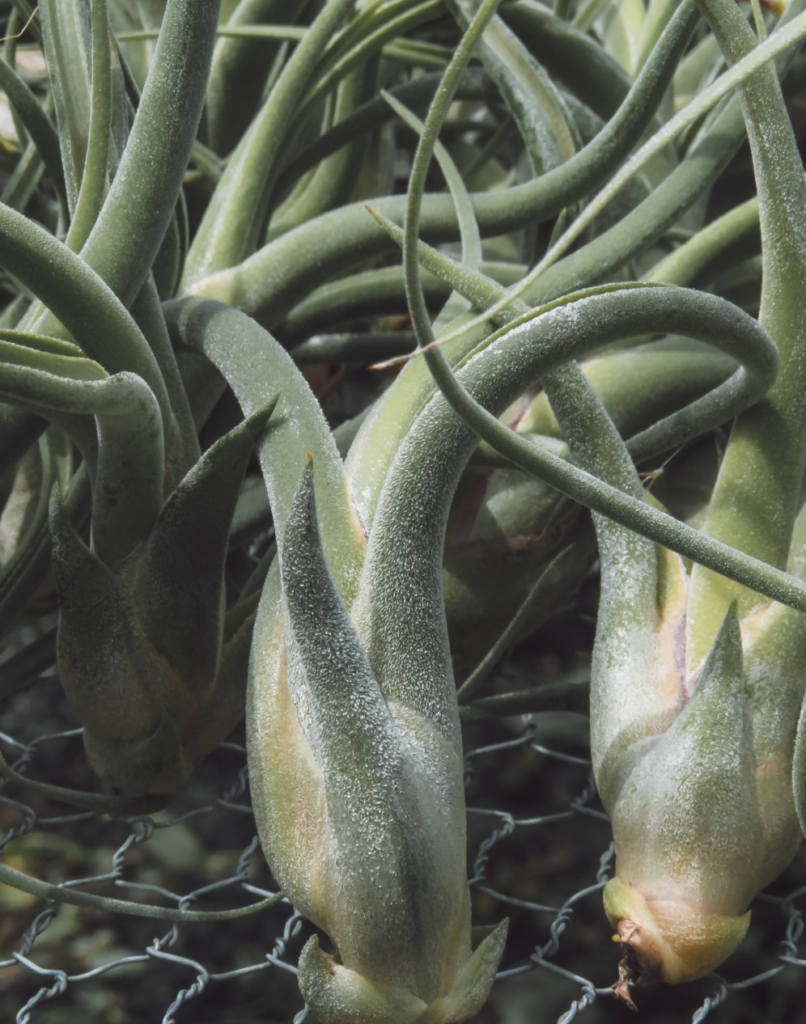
[
  {"x1": 612, "y1": 959, "x2": 637, "y2": 1011},
  {"x1": 611, "y1": 919, "x2": 664, "y2": 1010}
]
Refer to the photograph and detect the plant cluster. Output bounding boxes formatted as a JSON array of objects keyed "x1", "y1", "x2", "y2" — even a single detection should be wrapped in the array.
[{"x1": 1, "y1": 0, "x2": 806, "y2": 1019}]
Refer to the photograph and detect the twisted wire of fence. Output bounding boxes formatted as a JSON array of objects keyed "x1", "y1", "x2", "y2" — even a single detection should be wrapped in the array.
[{"x1": 1, "y1": 679, "x2": 804, "y2": 1023}]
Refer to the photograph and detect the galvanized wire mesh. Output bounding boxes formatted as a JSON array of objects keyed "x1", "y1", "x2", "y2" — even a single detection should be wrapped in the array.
[{"x1": 1, "y1": 669, "x2": 805, "y2": 1024}]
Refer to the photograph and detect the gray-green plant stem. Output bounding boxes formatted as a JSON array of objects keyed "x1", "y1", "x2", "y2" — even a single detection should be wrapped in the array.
[
  {"x1": 456, "y1": 545, "x2": 576, "y2": 702},
  {"x1": 499, "y1": 0, "x2": 633, "y2": 120},
  {"x1": 294, "y1": 0, "x2": 445, "y2": 127},
  {"x1": 455, "y1": 0, "x2": 806, "y2": 335},
  {"x1": 636, "y1": 0, "x2": 683, "y2": 70},
  {"x1": 79, "y1": 0, "x2": 220, "y2": 308},
  {"x1": 393, "y1": 3, "x2": 806, "y2": 323},
  {"x1": 128, "y1": 274, "x2": 201, "y2": 481},
  {"x1": 395, "y1": 18, "x2": 649, "y2": 723},
  {"x1": 459, "y1": 112, "x2": 518, "y2": 182},
  {"x1": 0, "y1": 859, "x2": 280, "y2": 922},
  {"x1": 0, "y1": 368, "x2": 164, "y2": 569},
  {"x1": 353, "y1": 84, "x2": 754, "y2": 545},
  {"x1": 291, "y1": 331, "x2": 417, "y2": 363},
  {"x1": 4, "y1": 8, "x2": 28, "y2": 150},
  {"x1": 643, "y1": 190, "x2": 762, "y2": 286},
  {"x1": 422, "y1": 298, "x2": 806, "y2": 615},
  {"x1": 342, "y1": 64, "x2": 511, "y2": 535},
  {"x1": 65, "y1": 0, "x2": 112, "y2": 253},
  {"x1": 446, "y1": 0, "x2": 580, "y2": 175},
  {"x1": 0, "y1": 205, "x2": 172, "y2": 426},
  {"x1": 164, "y1": 297, "x2": 365, "y2": 606},
  {"x1": 381, "y1": 211, "x2": 776, "y2": 466},
  {"x1": 29, "y1": 0, "x2": 210, "y2": 474},
  {"x1": 182, "y1": 0, "x2": 357, "y2": 285},
  {"x1": 402, "y1": 103, "x2": 717, "y2": 471},
  {"x1": 322, "y1": 0, "x2": 425, "y2": 64},
  {"x1": 272, "y1": 67, "x2": 496, "y2": 201},
  {"x1": 266, "y1": 62, "x2": 371, "y2": 241},
  {"x1": 278, "y1": 260, "x2": 525, "y2": 342},
  {"x1": 687, "y1": 0, "x2": 806, "y2": 641},
  {"x1": 205, "y1": 0, "x2": 310, "y2": 158},
  {"x1": 441, "y1": 1, "x2": 704, "y2": 502},
  {"x1": 39, "y1": 0, "x2": 94, "y2": 215}
]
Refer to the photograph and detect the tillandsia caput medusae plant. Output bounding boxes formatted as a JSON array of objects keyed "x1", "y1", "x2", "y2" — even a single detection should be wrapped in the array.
[
  {"x1": 7, "y1": 0, "x2": 806, "y2": 1017},
  {"x1": 166, "y1": 272, "x2": 515, "y2": 1024},
  {"x1": 592, "y1": 0, "x2": 806, "y2": 999},
  {"x1": 0, "y1": 0, "x2": 282, "y2": 809},
  {"x1": 376, "y1": 0, "x2": 806, "y2": 1006}
]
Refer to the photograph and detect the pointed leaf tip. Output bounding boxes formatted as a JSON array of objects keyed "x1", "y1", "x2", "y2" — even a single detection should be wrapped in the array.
[
  {"x1": 297, "y1": 919, "x2": 508, "y2": 1024},
  {"x1": 298, "y1": 934, "x2": 427, "y2": 1024},
  {"x1": 132, "y1": 397, "x2": 278, "y2": 689},
  {"x1": 48, "y1": 481, "x2": 111, "y2": 608},
  {"x1": 438, "y1": 918, "x2": 508, "y2": 1024},
  {"x1": 698, "y1": 599, "x2": 743, "y2": 688}
]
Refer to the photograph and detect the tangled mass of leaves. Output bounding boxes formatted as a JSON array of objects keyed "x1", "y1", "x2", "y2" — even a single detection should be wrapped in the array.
[{"x1": 2, "y1": 0, "x2": 806, "y2": 1021}]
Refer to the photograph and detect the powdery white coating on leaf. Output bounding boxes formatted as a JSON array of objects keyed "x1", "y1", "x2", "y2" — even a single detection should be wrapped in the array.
[
  {"x1": 297, "y1": 917, "x2": 508, "y2": 1024},
  {"x1": 588, "y1": 511, "x2": 686, "y2": 801},
  {"x1": 451, "y1": 0, "x2": 577, "y2": 175},
  {"x1": 249, "y1": 638, "x2": 473, "y2": 1002},
  {"x1": 527, "y1": 298, "x2": 796, "y2": 974},
  {"x1": 250, "y1": 287, "x2": 704, "y2": 1015},
  {"x1": 606, "y1": 601, "x2": 806, "y2": 967},
  {"x1": 313, "y1": 717, "x2": 469, "y2": 1002},
  {"x1": 248, "y1": 592, "x2": 329, "y2": 900},
  {"x1": 342, "y1": 308, "x2": 490, "y2": 538},
  {"x1": 349, "y1": 411, "x2": 471, "y2": 749},
  {"x1": 596, "y1": 527, "x2": 806, "y2": 984},
  {"x1": 298, "y1": 937, "x2": 429, "y2": 1024},
  {"x1": 349, "y1": 296, "x2": 627, "y2": 747},
  {"x1": 250, "y1": 465, "x2": 474, "y2": 1003},
  {"x1": 743, "y1": 604, "x2": 806, "y2": 764},
  {"x1": 171, "y1": 300, "x2": 365, "y2": 605}
]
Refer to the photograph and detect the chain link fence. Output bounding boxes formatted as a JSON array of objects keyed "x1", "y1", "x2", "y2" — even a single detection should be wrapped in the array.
[{"x1": 1, "y1": 663, "x2": 805, "y2": 1024}]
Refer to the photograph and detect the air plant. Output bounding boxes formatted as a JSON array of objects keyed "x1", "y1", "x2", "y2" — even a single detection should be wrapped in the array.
[
  {"x1": 594, "y1": 0, "x2": 806, "y2": 998},
  {"x1": 167, "y1": 271, "x2": 514, "y2": 1022},
  {"x1": 0, "y1": 0, "x2": 274, "y2": 807},
  {"x1": 4, "y1": 0, "x2": 806, "y2": 1020}
]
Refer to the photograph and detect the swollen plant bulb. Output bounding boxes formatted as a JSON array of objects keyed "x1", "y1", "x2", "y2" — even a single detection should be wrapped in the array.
[
  {"x1": 248, "y1": 461, "x2": 507, "y2": 1024},
  {"x1": 592, "y1": 518, "x2": 806, "y2": 1004}
]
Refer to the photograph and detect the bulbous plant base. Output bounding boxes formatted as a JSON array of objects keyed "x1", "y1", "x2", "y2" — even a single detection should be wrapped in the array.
[
  {"x1": 298, "y1": 920, "x2": 508, "y2": 1024},
  {"x1": 604, "y1": 878, "x2": 751, "y2": 1007},
  {"x1": 83, "y1": 715, "x2": 190, "y2": 809}
]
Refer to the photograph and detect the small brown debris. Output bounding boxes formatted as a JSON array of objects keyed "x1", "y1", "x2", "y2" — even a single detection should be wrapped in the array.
[
  {"x1": 612, "y1": 955, "x2": 638, "y2": 1011},
  {"x1": 611, "y1": 918, "x2": 664, "y2": 1009}
]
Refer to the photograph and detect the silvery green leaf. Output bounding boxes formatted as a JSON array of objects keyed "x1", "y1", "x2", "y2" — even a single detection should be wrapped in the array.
[
  {"x1": 251, "y1": 461, "x2": 493, "y2": 1013},
  {"x1": 132, "y1": 401, "x2": 274, "y2": 692},
  {"x1": 49, "y1": 484, "x2": 165, "y2": 754},
  {"x1": 603, "y1": 605, "x2": 776, "y2": 987}
]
